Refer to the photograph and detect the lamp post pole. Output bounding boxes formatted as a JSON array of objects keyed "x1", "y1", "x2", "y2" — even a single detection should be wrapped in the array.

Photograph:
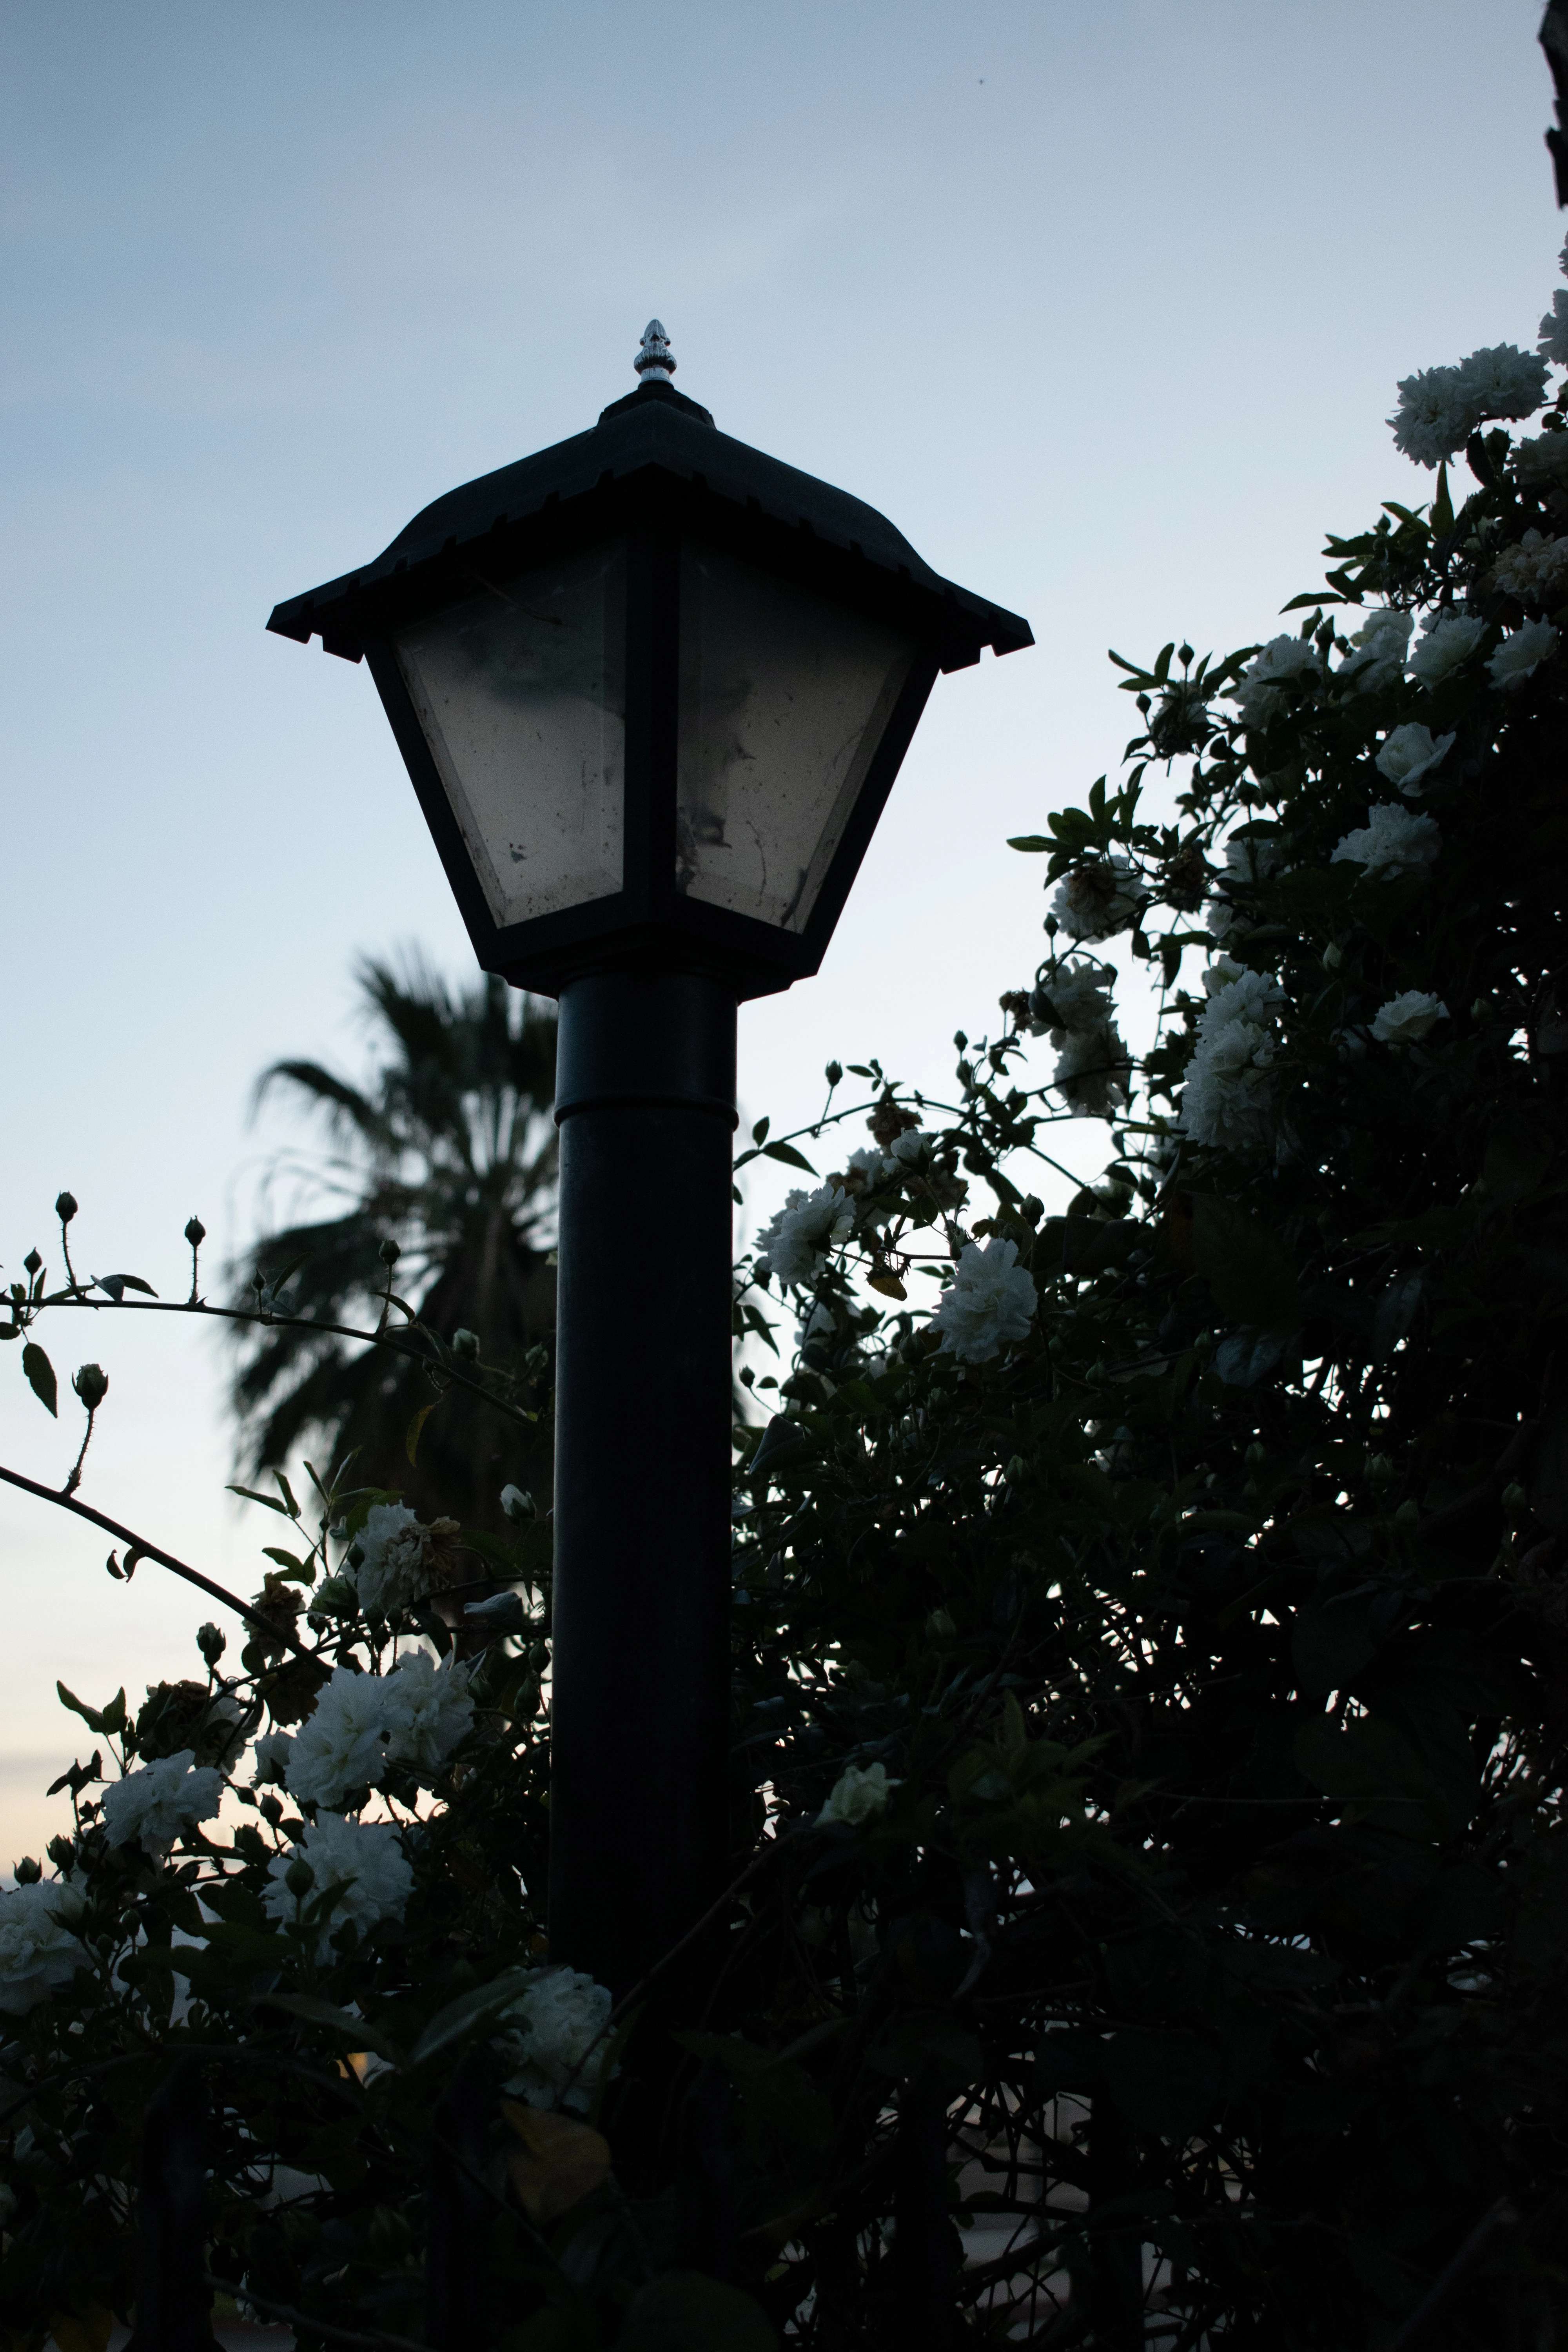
[
  {"x1": 548, "y1": 968, "x2": 737, "y2": 1996},
  {"x1": 267, "y1": 319, "x2": 1033, "y2": 2024}
]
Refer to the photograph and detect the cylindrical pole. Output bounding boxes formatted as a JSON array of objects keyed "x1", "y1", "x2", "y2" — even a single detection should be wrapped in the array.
[{"x1": 548, "y1": 965, "x2": 738, "y2": 2000}]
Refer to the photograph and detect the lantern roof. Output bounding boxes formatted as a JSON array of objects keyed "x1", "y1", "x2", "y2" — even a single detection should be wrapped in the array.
[{"x1": 267, "y1": 377, "x2": 1033, "y2": 674}]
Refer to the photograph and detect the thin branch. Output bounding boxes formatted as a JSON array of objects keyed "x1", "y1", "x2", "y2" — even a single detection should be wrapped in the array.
[
  {"x1": 5, "y1": 1290, "x2": 535, "y2": 1427},
  {"x1": 0, "y1": 1465, "x2": 316, "y2": 1660},
  {"x1": 203, "y1": 2275, "x2": 426, "y2": 2352}
]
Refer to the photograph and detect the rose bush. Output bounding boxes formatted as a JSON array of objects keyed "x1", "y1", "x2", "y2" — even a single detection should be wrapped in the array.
[{"x1": 5, "y1": 236, "x2": 1568, "y2": 2351}]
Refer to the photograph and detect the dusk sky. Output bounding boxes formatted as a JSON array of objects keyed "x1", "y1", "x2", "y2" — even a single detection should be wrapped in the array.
[{"x1": 0, "y1": 0, "x2": 1559, "y2": 1857}]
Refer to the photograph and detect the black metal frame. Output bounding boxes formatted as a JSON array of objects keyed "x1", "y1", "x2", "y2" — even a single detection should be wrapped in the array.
[{"x1": 273, "y1": 379, "x2": 1030, "y2": 1000}]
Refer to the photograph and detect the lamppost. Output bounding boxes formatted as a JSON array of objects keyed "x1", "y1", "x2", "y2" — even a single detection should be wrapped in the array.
[{"x1": 269, "y1": 322, "x2": 1032, "y2": 2001}]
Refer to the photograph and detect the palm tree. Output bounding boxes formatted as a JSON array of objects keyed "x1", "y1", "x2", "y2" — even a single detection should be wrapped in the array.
[{"x1": 230, "y1": 956, "x2": 557, "y2": 1532}]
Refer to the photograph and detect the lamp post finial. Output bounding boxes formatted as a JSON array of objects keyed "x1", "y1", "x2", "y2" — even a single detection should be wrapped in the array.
[{"x1": 635, "y1": 319, "x2": 675, "y2": 385}]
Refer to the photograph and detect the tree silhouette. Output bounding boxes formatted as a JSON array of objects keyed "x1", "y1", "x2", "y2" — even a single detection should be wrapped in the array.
[{"x1": 230, "y1": 956, "x2": 556, "y2": 1532}]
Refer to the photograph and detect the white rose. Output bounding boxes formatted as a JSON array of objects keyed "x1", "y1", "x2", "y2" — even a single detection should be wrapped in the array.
[
  {"x1": 1229, "y1": 635, "x2": 1321, "y2": 728},
  {"x1": 100, "y1": 1751, "x2": 224, "y2": 1856},
  {"x1": 1371, "y1": 991, "x2": 1449, "y2": 1047},
  {"x1": 350, "y1": 1504, "x2": 428, "y2": 1619},
  {"x1": 1338, "y1": 608, "x2": 1412, "y2": 691},
  {"x1": 379, "y1": 1649, "x2": 474, "y2": 1782},
  {"x1": 285, "y1": 1668, "x2": 392, "y2": 1810},
  {"x1": 496, "y1": 1966, "x2": 613, "y2": 2114},
  {"x1": 1408, "y1": 615, "x2": 1486, "y2": 686},
  {"x1": 261, "y1": 1813, "x2": 412, "y2": 1959},
  {"x1": 1374, "y1": 723, "x2": 1455, "y2": 797},
  {"x1": 0, "y1": 1880, "x2": 87, "y2": 2016},
  {"x1": 755, "y1": 1184, "x2": 855, "y2": 1289},
  {"x1": 817, "y1": 1760, "x2": 899, "y2": 1828},
  {"x1": 1331, "y1": 804, "x2": 1441, "y2": 880},
  {"x1": 930, "y1": 1238, "x2": 1038, "y2": 1366},
  {"x1": 1049, "y1": 857, "x2": 1145, "y2": 944},
  {"x1": 1488, "y1": 620, "x2": 1559, "y2": 690}
]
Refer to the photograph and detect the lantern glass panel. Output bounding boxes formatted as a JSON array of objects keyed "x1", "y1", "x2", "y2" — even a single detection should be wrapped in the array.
[
  {"x1": 394, "y1": 543, "x2": 626, "y2": 927},
  {"x1": 676, "y1": 541, "x2": 915, "y2": 933}
]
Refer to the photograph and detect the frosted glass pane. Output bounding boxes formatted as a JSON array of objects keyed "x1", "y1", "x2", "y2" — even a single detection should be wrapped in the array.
[
  {"x1": 676, "y1": 543, "x2": 915, "y2": 931},
  {"x1": 395, "y1": 544, "x2": 626, "y2": 927}
]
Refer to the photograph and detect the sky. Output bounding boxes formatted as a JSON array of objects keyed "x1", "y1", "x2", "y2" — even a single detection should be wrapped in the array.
[{"x1": 0, "y1": 0, "x2": 1560, "y2": 1859}]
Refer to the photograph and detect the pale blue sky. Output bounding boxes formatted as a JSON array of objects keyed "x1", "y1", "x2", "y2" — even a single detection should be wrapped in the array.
[{"x1": 0, "y1": 0, "x2": 1557, "y2": 1855}]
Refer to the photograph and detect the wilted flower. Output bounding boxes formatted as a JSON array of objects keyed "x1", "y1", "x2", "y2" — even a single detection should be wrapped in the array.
[
  {"x1": 1331, "y1": 803, "x2": 1441, "y2": 879},
  {"x1": 1230, "y1": 634, "x2": 1321, "y2": 727},
  {"x1": 1338, "y1": 607, "x2": 1412, "y2": 692},
  {"x1": 755, "y1": 1184, "x2": 855, "y2": 1288},
  {"x1": 0, "y1": 1880, "x2": 87, "y2": 2015},
  {"x1": 930, "y1": 1238, "x2": 1038, "y2": 1365},
  {"x1": 1371, "y1": 991, "x2": 1450, "y2": 1046},
  {"x1": 817, "y1": 1760, "x2": 899, "y2": 1828},
  {"x1": 496, "y1": 1966, "x2": 613, "y2": 2114},
  {"x1": 100, "y1": 1751, "x2": 223, "y2": 1855},
  {"x1": 1488, "y1": 619, "x2": 1559, "y2": 690},
  {"x1": 1408, "y1": 614, "x2": 1486, "y2": 686},
  {"x1": 1049, "y1": 857, "x2": 1145, "y2": 943},
  {"x1": 261, "y1": 1814, "x2": 412, "y2": 1959},
  {"x1": 1375, "y1": 723, "x2": 1455, "y2": 796},
  {"x1": 1179, "y1": 967, "x2": 1287, "y2": 1154}
]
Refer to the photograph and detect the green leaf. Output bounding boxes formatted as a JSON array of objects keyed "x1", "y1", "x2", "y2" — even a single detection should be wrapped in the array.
[
  {"x1": 762, "y1": 1140, "x2": 818, "y2": 1174},
  {"x1": 751, "y1": 1116, "x2": 769, "y2": 1144},
  {"x1": 94, "y1": 1273, "x2": 158, "y2": 1301},
  {"x1": 405, "y1": 1399, "x2": 440, "y2": 1467},
  {"x1": 256, "y1": 1991, "x2": 403, "y2": 2064},
  {"x1": 1430, "y1": 461, "x2": 1454, "y2": 538},
  {"x1": 619, "y1": 2273, "x2": 778, "y2": 2352},
  {"x1": 261, "y1": 1546, "x2": 315, "y2": 1582},
  {"x1": 56, "y1": 1681, "x2": 106, "y2": 1733},
  {"x1": 1292, "y1": 1599, "x2": 1381, "y2": 1695},
  {"x1": 227, "y1": 1484, "x2": 291, "y2": 1515},
  {"x1": 1191, "y1": 1195, "x2": 1298, "y2": 1329},
  {"x1": 22, "y1": 1343, "x2": 57, "y2": 1417},
  {"x1": 406, "y1": 1967, "x2": 536, "y2": 2069},
  {"x1": 1005, "y1": 835, "x2": 1053, "y2": 852},
  {"x1": 274, "y1": 1472, "x2": 301, "y2": 1519}
]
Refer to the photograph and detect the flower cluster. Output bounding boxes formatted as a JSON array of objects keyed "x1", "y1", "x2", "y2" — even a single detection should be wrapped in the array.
[
  {"x1": 1032, "y1": 964, "x2": 1130, "y2": 1120},
  {"x1": 1179, "y1": 963, "x2": 1288, "y2": 1154},
  {"x1": 283, "y1": 1650, "x2": 474, "y2": 1810},
  {"x1": 1389, "y1": 342, "x2": 1548, "y2": 468}
]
